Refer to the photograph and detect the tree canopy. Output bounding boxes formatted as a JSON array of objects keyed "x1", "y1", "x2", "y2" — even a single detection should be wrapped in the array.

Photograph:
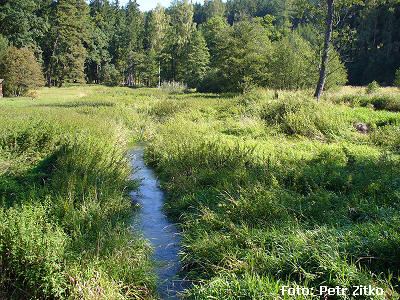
[
  {"x1": 0, "y1": 47, "x2": 45, "y2": 96},
  {"x1": 0, "y1": 0, "x2": 398, "y2": 90}
]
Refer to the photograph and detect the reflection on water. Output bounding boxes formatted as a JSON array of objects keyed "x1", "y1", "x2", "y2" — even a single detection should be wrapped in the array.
[{"x1": 130, "y1": 148, "x2": 188, "y2": 299}]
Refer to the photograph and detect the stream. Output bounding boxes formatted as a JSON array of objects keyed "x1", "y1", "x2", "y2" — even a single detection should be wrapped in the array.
[{"x1": 129, "y1": 148, "x2": 187, "y2": 299}]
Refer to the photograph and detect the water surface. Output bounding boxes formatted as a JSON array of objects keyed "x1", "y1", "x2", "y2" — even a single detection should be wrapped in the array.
[{"x1": 130, "y1": 148, "x2": 186, "y2": 299}]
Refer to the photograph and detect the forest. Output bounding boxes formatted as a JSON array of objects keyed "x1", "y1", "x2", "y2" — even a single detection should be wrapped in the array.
[
  {"x1": 0, "y1": 0, "x2": 400, "y2": 300},
  {"x1": 0, "y1": 0, "x2": 400, "y2": 95}
]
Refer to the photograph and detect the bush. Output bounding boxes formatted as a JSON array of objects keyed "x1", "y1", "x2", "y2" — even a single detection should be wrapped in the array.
[
  {"x1": 257, "y1": 94, "x2": 347, "y2": 139},
  {"x1": 197, "y1": 69, "x2": 228, "y2": 93},
  {"x1": 211, "y1": 20, "x2": 272, "y2": 92},
  {"x1": 366, "y1": 81, "x2": 380, "y2": 94},
  {"x1": 0, "y1": 47, "x2": 45, "y2": 97},
  {"x1": 324, "y1": 49, "x2": 348, "y2": 90}
]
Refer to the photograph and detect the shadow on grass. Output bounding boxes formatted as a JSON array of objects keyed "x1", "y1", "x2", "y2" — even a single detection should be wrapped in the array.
[
  {"x1": 33, "y1": 101, "x2": 116, "y2": 109},
  {"x1": 185, "y1": 93, "x2": 238, "y2": 100}
]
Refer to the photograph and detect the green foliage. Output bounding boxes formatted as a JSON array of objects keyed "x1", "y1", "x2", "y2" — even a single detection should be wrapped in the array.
[
  {"x1": 203, "y1": 0, "x2": 225, "y2": 20},
  {"x1": 334, "y1": 92, "x2": 400, "y2": 113},
  {"x1": 268, "y1": 33, "x2": 317, "y2": 90},
  {"x1": 145, "y1": 4, "x2": 170, "y2": 55},
  {"x1": 366, "y1": 81, "x2": 380, "y2": 94},
  {"x1": 0, "y1": 46, "x2": 45, "y2": 96},
  {"x1": 295, "y1": 24, "x2": 348, "y2": 91},
  {"x1": 181, "y1": 31, "x2": 210, "y2": 88},
  {"x1": 256, "y1": 93, "x2": 348, "y2": 139},
  {"x1": 197, "y1": 68, "x2": 226, "y2": 93},
  {"x1": 0, "y1": 0, "x2": 398, "y2": 90},
  {"x1": 201, "y1": 21, "x2": 347, "y2": 93},
  {"x1": 0, "y1": 0, "x2": 49, "y2": 48},
  {"x1": 0, "y1": 34, "x2": 8, "y2": 62},
  {"x1": 86, "y1": 6, "x2": 112, "y2": 84},
  {"x1": 200, "y1": 19, "x2": 272, "y2": 92},
  {"x1": 201, "y1": 16, "x2": 229, "y2": 66},
  {"x1": 49, "y1": 0, "x2": 90, "y2": 85},
  {"x1": 324, "y1": 49, "x2": 348, "y2": 90},
  {"x1": 100, "y1": 63, "x2": 122, "y2": 86},
  {"x1": 395, "y1": 68, "x2": 400, "y2": 88},
  {"x1": 163, "y1": 0, "x2": 195, "y2": 81}
]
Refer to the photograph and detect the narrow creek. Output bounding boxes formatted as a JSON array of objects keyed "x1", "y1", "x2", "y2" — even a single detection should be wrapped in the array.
[{"x1": 129, "y1": 148, "x2": 187, "y2": 299}]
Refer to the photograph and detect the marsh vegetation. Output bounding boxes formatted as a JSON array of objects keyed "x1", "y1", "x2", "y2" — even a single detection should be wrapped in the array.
[{"x1": 0, "y1": 85, "x2": 399, "y2": 299}]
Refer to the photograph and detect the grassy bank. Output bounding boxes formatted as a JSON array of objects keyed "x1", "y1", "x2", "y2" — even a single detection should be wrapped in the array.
[
  {"x1": 144, "y1": 87, "x2": 400, "y2": 299},
  {"x1": 1, "y1": 85, "x2": 399, "y2": 299},
  {"x1": 0, "y1": 86, "x2": 159, "y2": 299}
]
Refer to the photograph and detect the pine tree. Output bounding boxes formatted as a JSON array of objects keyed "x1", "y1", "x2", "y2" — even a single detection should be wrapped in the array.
[
  {"x1": 145, "y1": 5, "x2": 170, "y2": 86},
  {"x1": 204, "y1": 0, "x2": 225, "y2": 20},
  {"x1": 165, "y1": 0, "x2": 195, "y2": 81},
  {"x1": 181, "y1": 30, "x2": 210, "y2": 88},
  {"x1": 119, "y1": 0, "x2": 144, "y2": 86},
  {"x1": 142, "y1": 49, "x2": 159, "y2": 87},
  {"x1": 86, "y1": 0, "x2": 114, "y2": 83},
  {"x1": 0, "y1": 35, "x2": 8, "y2": 63},
  {"x1": 0, "y1": 0, "x2": 50, "y2": 48},
  {"x1": 48, "y1": 0, "x2": 90, "y2": 86}
]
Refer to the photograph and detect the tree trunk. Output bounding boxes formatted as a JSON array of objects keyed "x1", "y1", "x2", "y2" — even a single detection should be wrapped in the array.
[
  {"x1": 158, "y1": 60, "x2": 161, "y2": 88},
  {"x1": 314, "y1": 0, "x2": 334, "y2": 101}
]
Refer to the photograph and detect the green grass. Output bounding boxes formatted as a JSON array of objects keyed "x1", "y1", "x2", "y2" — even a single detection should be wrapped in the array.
[
  {"x1": 0, "y1": 86, "x2": 158, "y2": 299},
  {"x1": 144, "y1": 88, "x2": 400, "y2": 299},
  {"x1": 0, "y1": 85, "x2": 399, "y2": 299}
]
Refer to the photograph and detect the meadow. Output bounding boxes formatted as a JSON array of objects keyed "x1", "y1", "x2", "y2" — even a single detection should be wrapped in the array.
[{"x1": 0, "y1": 85, "x2": 399, "y2": 299}]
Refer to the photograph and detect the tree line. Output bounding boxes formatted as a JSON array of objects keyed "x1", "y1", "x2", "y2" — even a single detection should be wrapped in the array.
[{"x1": 0, "y1": 0, "x2": 399, "y2": 96}]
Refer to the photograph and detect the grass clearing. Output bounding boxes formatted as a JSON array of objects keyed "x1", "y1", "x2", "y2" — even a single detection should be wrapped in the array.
[
  {"x1": 0, "y1": 85, "x2": 399, "y2": 299},
  {"x1": 0, "y1": 86, "x2": 157, "y2": 299},
  {"x1": 145, "y1": 88, "x2": 400, "y2": 299}
]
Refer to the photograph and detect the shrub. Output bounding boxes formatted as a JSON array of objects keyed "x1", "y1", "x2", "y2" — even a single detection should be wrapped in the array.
[
  {"x1": 257, "y1": 95, "x2": 347, "y2": 139},
  {"x1": 324, "y1": 49, "x2": 348, "y2": 90},
  {"x1": 0, "y1": 47, "x2": 45, "y2": 97},
  {"x1": 211, "y1": 20, "x2": 272, "y2": 92},
  {"x1": 197, "y1": 69, "x2": 227, "y2": 93},
  {"x1": 366, "y1": 81, "x2": 380, "y2": 94},
  {"x1": 370, "y1": 95, "x2": 400, "y2": 112}
]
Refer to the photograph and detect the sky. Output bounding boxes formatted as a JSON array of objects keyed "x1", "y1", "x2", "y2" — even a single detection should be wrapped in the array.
[{"x1": 121, "y1": 0, "x2": 203, "y2": 12}]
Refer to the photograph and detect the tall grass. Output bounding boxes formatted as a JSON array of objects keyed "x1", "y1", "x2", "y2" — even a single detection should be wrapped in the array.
[
  {"x1": 0, "y1": 87, "x2": 157, "y2": 299},
  {"x1": 1, "y1": 85, "x2": 399, "y2": 299},
  {"x1": 145, "y1": 88, "x2": 400, "y2": 299}
]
